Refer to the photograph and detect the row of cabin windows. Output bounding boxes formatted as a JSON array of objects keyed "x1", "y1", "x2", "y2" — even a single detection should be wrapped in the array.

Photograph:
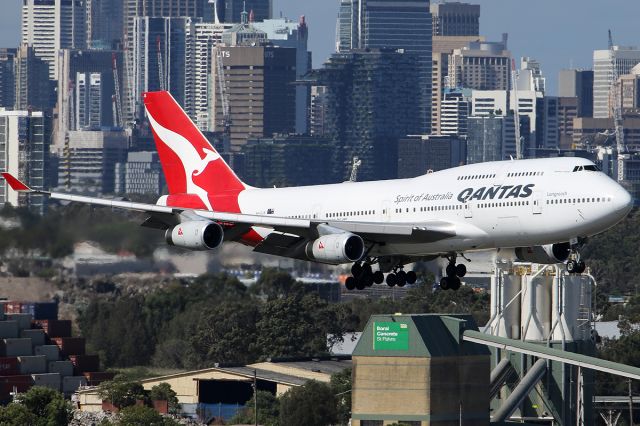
[
  {"x1": 395, "y1": 205, "x2": 463, "y2": 214},
  {"x1": 547, "y1": 197, "x2": 611, "y2": 205},
  {"x1": 479, "y1": 200, "x2": 530, "y2": 208},
  {"x1": 327, "y1": 210, "x2": 375, "y2": 218},
  {"x1": 507, "y1": 171, "x2": 544, "y2": 177},
  {"x1": 457, "y1": 174, "x2": 496, "y2": 180}
]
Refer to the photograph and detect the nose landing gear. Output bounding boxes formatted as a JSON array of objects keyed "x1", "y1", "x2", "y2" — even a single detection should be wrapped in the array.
[{"x1": 566, "y1": 241, "x2": 586, "y2": 274}]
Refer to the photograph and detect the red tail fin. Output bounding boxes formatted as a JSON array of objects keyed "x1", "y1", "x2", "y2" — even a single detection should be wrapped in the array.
[{"x1": 143, "y1": 91, "x2": 246, "y2": 211}]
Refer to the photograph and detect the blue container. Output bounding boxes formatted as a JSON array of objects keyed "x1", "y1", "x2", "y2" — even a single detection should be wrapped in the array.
[{"x1": 21, "y1": 303, "x2": 58, "y2": 320}]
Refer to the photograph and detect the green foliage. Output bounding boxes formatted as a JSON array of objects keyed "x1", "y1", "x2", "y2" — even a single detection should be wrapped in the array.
[
  {"x1": 251, "y1": 268, "x2": 305, "y2": 299},
  {"x1": 279, "y1": 381, "x2": 338, "y2": 426},
  {"x1": 148, "y1": 383, "x2": 179, "y2": 414},
  {"x1": 230, "y1": 390, "x2": 280, "y2": 426},
  {"x1": 330, "y1": 368, "x2": 352, "y2": 425},
  {"x1": 98, "y1": 378, "x2": 147, "y2": 409},
  {"x1": 13, "y1": 386, "x2": 73, "y2": 426},
  {"x1": 116, "y1": 405, "x2": 179, "y2": 426},
  {"x1": 0, "y1": 402, "x2": 38, "y2": 425}
]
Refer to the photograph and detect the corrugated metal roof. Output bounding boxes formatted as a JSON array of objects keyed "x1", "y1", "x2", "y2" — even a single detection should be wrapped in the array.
[{"x1": 210, "y1": 366, "x2": 309, "y2": 386}]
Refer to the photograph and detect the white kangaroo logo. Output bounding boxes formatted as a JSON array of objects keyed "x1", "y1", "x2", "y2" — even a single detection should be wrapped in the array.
[{"x1": 146, "y1": 109, "x2": 220, "y2": 210}]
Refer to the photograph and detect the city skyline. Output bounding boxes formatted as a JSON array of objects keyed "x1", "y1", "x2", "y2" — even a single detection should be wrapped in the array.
[{"x1": 2, "y1": 1, "x2": 638, "y2": 96}]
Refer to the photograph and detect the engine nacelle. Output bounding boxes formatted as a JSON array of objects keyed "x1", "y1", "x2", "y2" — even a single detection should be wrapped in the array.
[
  {"x1": 305, "y1": 233, "x2": 365, "y2": 265},
  {"x1": 514, "y1": 242, "x2": 571, "y2": 264},
  {"x1": 165, "y1": 221, "x2": 224, "y2": 251}
]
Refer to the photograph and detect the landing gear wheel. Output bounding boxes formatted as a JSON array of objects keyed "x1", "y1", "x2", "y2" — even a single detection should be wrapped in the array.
[
  {"x1": 351, "y1": 263, "x2": 362, "y2": 277},
  {"x1": 406, "y1": 271, "x2": 417, "y2": 285},
  {"x1": 373, "y1": 270, "x2": 384, "y2": 284},
  {"x1": 396, "y1": 271, "x2": 407, "y2": 287},
  {"x1": 446, "y1": 264, "x2": 457, "y2": 277},
  {"x1": 365, "y1": 274, "x2": 374, "y2": 287},
  {"x1": 566, "y1": 260, "x2": 578, "y2": 273},
  {"x1": 345, "y1": 276, "x2": 356, "y2": 290},
  {"x1": 455, "y1": 264, "x2": 467, "y2": 277},
  {"x1": 450, "y1": 276, "x2": 462, "y2": 291},
  {"x1": 355, "y1": 278, "x2": 366, "y2": 290},
  {"x1": 439, "y1": 277, "x2": 450, "y2": 290},
  {"x1": 575, "y1": 261, "x2": 586, "y2": 274},
  {"x1": 386, "y1": 273, "x2": 397, "y2": 287}
]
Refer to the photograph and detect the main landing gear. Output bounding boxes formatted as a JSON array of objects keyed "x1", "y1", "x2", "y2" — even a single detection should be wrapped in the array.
[
  {"x1": 439, "y1": 254, "x2": 466, "y2": 291},
  {"x1": 345, "y1": 261, "x2": 418, "y2": 290},
  {"x1": 386, "y1": 267, "x2": 417, "y2": 288}
]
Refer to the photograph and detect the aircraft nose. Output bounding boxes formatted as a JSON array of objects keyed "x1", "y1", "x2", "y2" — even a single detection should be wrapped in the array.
[{"x1": 613, "y1": 184, "x2": 633, "y2": 213}]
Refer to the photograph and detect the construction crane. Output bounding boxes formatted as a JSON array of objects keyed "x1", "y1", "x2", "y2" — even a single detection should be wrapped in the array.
[
  {"x1": 214, "y1": 46, "x2": 231, "y2": 151},
  {"x1": 608, "y1": 30, "x2": 627, "y2": 182},
  {"x1": 157, "y1": 36, "x2": 165, "y2": 92},
  {"x1": 112, "y1": 53, "x2": 123, "y2": 128},
  {"x1": 511, "y1": 58, "x2": 523, "y2": 159},
  {"x1": 349, "y1": 157, "x2": 362, "y2": 182}
]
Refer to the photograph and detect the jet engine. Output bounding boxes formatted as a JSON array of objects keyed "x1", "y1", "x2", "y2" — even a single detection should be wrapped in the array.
[
  {"x1": 514, "y1": 242, "x2": 571, "y2": 264},
  {"x1": 165, "y1": 221, "x2": 224, "y2": 251},
  {"x1": 305, "y1": 232, "x2": 365, "y2": 265}
]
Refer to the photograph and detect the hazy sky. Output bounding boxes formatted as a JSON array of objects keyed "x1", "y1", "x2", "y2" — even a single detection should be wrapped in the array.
[{"x1": 3, "y1": 0, "x2": 640, "y2": 95}]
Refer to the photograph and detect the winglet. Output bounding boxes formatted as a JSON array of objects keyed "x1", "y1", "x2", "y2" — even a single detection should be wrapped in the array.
[{"x1": 1, "y1": 173, "x2": 32, "y2": 192}]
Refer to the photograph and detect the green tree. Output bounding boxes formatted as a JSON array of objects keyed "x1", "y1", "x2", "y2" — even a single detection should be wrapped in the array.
[
  {"x1": 251, "y1": 268, "x2": 305, "y2": 299},
  {"x1": 230, "y1": 390, "x2": 279, "y2": 426},
  {"x1": 330, "y1": 368, "x2": 352, "y2": 425},
  {"x1": 0, "y1": 403, "x2": 38, "y2": 425},
  {"x1": 117, "y1": 405, "x2": 179, "y2": 426},
  {"x1": 279, "y1": 381, "x2": 338, "y2": 426},
  {"x1": 148, "y1": 383, "x2": 179, "y2": 414},
  {"x1": 98, "y1": 378, "x2": 147, "y2": 409},
  {"x1": 15, "y1": 386, "x2": 73, "y2": 426}
]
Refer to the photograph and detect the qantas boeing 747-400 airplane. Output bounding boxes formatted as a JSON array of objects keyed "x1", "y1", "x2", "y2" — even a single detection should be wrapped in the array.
[{"x1": 1, "y1": 91, "x2": 634, "y2": 291}]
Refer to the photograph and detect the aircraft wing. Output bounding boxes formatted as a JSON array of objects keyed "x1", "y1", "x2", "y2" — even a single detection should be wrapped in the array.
[{"x1": 1, "y1": 173, "x2": 457, "y2": 250}]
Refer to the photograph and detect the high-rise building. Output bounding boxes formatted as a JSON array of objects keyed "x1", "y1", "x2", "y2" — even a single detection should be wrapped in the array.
[
  {"x1": 87, "y1": 0, "x2": 124, "y2": 49},
  {"x1": 431, "y1": 35, "x2": 483, "y2": 133},
  {"x1": 213, "y1": 44, "x2": 297, "y2": 150},
  {"x1": 20, "y1": 0, "x2": 86, "y2": 79},
  {"x1": 0, "y1": 110, "x2": 50, "y2": 214},
  {"x1": 15, "y1": 44, "x2": 56, "y2": 112},
  {"x1": 357, "y1": 0, "x2": 433, "y2": 133},
  {"x1": 397, "y1": 135, "x2": 467, "y2": 178},
  {"x1": 192, "y1": 22, "x2": 233, "y2": 130},
  {"x1": 618, "y1": 64, "x2": 640, "y2": 113},
  {"x1": 114, "y1": 151, "x2": 164, "y2": 195},
  {"x1": 316, "y1": 49, "x2": 421, "y2": 181},
  {"x1": 56, "y1": 49, "x2": 124, "y2": 147},
  {"x1": 123, "y1": 0, "x2": 210, "y2": 121},
  {"x1": 430, "y1": 2, "x2": 480, "y2": 37},
  {"x1": 218, "y1": 0, "x2": 272, "y2": 23},
  {"x1": 535, "y1": 96, "x2": 559, "y2": 152},
  {"x1": 449, "y1": 37, "x2": 511, "y2": 91},
  {"x1": 255, "y1": 17, "x2": 311, "y2": 134},
  {"x1": 593, "y1": 46, "x2": 640, "y2": 118},
  {"x1": 519, "y1": 57, "x2": 546, "y2": 94},
  {"x1": 0, "y1": 49, "x2": 17, "y2": 109},
  {"x1": 132, "y1": 17, "x2": 197, "y2": 119},
  {"x1": 336, "y1": 0, "x2": 358, "y2": 52},
  {"x1": 557, "y1": 97, "x2": 578, "y2": 150},
  {"x1": 310, "y1": 86, "x2": 329, "y2": 137},
  {"x1": 76, "y1": 72, "x2": 103, "y2": 130},
  {"x1": 441, "y1": 89, "x2": 472, "y2": 136},
  {"x1": 558, "y1": 69, "x2": 594, "y2": 117},
  {"x1": 467, "y1": 114, "x2": 518, "y2": 164}
]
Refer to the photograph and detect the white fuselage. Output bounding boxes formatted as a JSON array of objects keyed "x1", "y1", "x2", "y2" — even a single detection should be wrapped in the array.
[{"x1": 235, "y1": 157, "x2": 633, "y2": 258}]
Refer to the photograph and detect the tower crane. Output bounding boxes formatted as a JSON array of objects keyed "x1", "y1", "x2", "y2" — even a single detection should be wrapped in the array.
[
  {"x1": 511, "y1": 58, "x2": 523, "y2": 159},
  {"x1": 349, "y1": 157, "x2": 362, "y2": 182},
  {"x1": 157, "y1": 36, "x2": 166, "y2": 92},
  {"x1": 112, "y1": 53, "x2": 123, "y2": 128},
  {"x1": 608, "y1": 30, "x2": 627, "y2": 183},
  {"x1": 215, "y1": 46, "x2": 231, "y2": 151}
]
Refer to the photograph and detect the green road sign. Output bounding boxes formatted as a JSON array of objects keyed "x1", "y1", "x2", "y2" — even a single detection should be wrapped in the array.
[{"x1": 373, "y1": 322, "x2": 409, "y2": 351}]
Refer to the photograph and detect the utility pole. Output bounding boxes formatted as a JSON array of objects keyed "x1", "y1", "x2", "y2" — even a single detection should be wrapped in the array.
[
  {"x1": 254, "y1": 369, "x2": 258, "y2": 426},
  {"x1": 629, "y1": 379, "x2": 634, "y2": 426}
]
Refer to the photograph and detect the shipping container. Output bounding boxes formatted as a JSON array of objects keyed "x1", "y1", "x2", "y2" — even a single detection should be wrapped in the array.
[
  {"x1": 62, "y1": 376, "x2": 87, "y2": 393},
  {"x1": 32, "y1": 320, "x2": 71, "y2": 338},
  {"x1": 35, "y1": 345, "x2": 59, "y2": 361},
  {"x1": 48, "y1": 361, "x2": 73, "y2": 377},
  {"x1": 69, "y1": 354, "x2": 99, "y2": 373},
  {"x1": 21, "y1": 302, "x2": 57, "y2": 321},
  {"x1": 18, "y1": 356, "x2": 47, "y2": 374},
  {"x1": 20, "y1": 329, "x2": 45, "y2": 346},
  {"x1": 4, "y1": 302, "x2": 23, "y2": 314},
  {"x1": 5, "y1": 314, "x2": 32, "y2": 331},
  {"x1": 31, "y1": 373, "x2": 61, "y2": 391},
  {"x1": 0, "y1": 357, "x2": 19, "y2": 376},
  {"x1": 51, "y1": 337, "x2": 85, "y2": 356},
  {"x1": 0, "y1": 321, "x2": 18, "y2": 339},
  {"x1": 1, "y1": 339, "x2": 32, "y2": 357},
  {"x1": 83, "y1": 371, "x2": 115, "y2": 386}
]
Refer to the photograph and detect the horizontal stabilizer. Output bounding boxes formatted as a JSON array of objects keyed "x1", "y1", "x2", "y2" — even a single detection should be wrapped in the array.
[{"x1": 1, "y1": 173, "x2": 32, "y2": 192}]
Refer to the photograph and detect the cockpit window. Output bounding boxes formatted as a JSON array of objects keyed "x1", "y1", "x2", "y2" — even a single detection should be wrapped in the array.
[{"x1": 573, "y1": 165, "x2": 600, "y2": 172}]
